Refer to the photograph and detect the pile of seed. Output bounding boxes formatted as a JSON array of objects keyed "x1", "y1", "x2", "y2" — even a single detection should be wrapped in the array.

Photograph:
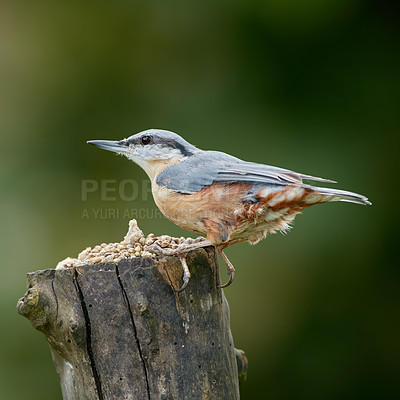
[{"x1": 56, "y1": 219, "x2": 197, "y2": 270}]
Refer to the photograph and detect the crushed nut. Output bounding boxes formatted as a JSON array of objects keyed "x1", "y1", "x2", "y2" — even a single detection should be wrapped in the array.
[{"x1": 55, "y1": 219, "x2": 198, "y2": 270}]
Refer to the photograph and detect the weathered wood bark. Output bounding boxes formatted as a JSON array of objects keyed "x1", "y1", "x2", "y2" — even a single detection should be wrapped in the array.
[{"x1": 17, "y1": 247, "x2": 247, "y2": 400}]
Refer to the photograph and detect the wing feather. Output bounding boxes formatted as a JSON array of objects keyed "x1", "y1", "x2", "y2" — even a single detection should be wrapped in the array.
[{"x1": 156, "y1": 150, "x2": 335, "y2": 194}]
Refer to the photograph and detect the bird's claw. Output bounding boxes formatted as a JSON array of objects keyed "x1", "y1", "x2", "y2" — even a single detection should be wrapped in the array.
[
  {"x1": 145, "y1": 245, "x2": 191, "y2": 291},
  {"x1": 176, "y1": 275, "x2": 190, "y2": 292},
  {"x1": 145, "y1": 243, "x2": 162, "y2": 255},
  {"x1": 218, "y1": 269, "x2": 235, "y2": 289},
  {"x1": 147, "y1": 239, "x2": 214, "y2": 292},
  {"x1": 216, "y1": 247, "x2": 236, "y2": 289},
  {"x1": 176, "y1": 254, "x2": 191, "y2": 293},
  {"x1": 146, "y1": 243, "x2": 177, "y2": 256}
]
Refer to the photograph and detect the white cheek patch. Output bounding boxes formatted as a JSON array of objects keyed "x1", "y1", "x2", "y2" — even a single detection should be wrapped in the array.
[
  {"x1": 126, "y1": 145, "x2": 183, "y2": 163},
  {"x1": 123, "y1": 145, "x2": 185, "y2": 178},
  {"x1": 139, "y1": 145, "x2": 183, "y2": 160}
]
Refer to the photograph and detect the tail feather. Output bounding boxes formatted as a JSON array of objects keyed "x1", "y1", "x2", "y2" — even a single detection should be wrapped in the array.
[{"x1": 311, "y1": 186, "x2": 371, "y2": 206}]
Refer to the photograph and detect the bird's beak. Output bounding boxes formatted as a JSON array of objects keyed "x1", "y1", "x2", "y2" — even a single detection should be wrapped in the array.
[{"x1": 87, "y1": 139, "x2": 129, "y2": 153}]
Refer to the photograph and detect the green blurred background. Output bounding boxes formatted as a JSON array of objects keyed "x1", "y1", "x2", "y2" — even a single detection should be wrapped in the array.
[{"x1": 1, "y1": 0, "x2": 398, "y2": 399}]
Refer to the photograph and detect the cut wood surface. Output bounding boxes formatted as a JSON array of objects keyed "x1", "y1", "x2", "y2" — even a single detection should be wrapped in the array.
[{"x1": 18, "y1": 247, "x2": 247, "y2": 400}]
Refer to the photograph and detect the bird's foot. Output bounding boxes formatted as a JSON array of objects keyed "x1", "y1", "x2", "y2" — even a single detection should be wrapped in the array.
[
  {"x1": 176, "y1": 254, "x2": 190, "y2": 292},
  {"x1": 216, "y1": 246, "x2": 236, "y2": 289},
  {"x1": 145, "y1": 243, "x2": 176, "y2": 256},
  {"x1": 145, "y1": 238, "x2": 212, "y2": 292},
  {"x1": 146, "y1": 237, "x2": 242, "y2": 291},
  {"x1": 214, "y1": 238, "x2": 247, "y2": 288},
  {"x1": 145, "y1": 237, "x2": 210, "y2": 257}
]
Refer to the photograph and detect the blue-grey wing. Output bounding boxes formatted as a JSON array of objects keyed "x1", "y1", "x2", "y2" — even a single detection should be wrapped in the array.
[{"x1": 156, "y1": 151, "x2": 334, "y2": 194}]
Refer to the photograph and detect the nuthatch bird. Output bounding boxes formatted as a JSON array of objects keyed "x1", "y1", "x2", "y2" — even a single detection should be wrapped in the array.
[{"x1": 88, "y1": 129, "x2": 371, "y2": 291}]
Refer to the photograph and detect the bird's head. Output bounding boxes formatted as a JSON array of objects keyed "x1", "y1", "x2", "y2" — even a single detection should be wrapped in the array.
[{"x1": 88, "y1": 129, "x2": 199, "y2": 180}]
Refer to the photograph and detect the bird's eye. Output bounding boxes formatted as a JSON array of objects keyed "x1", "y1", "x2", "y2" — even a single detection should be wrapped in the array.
[{"x1": 141, "y1": 135, "x2": 151, "y2": 145}]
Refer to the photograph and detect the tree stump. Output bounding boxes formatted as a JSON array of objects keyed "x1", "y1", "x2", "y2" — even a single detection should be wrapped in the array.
[{"x1": 17, "y1": 247, "x2": 247, "y2": 400}]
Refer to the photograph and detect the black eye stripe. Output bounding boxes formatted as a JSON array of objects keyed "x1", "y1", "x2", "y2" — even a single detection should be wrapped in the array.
[{"x1": 141, "y1": 135, "x2": 151, "y2": 145}]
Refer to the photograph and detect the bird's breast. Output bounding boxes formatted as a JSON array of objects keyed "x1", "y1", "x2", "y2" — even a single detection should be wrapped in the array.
[{"x1": 151, "y1": 181, "x2": 250, "y2": 238}]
